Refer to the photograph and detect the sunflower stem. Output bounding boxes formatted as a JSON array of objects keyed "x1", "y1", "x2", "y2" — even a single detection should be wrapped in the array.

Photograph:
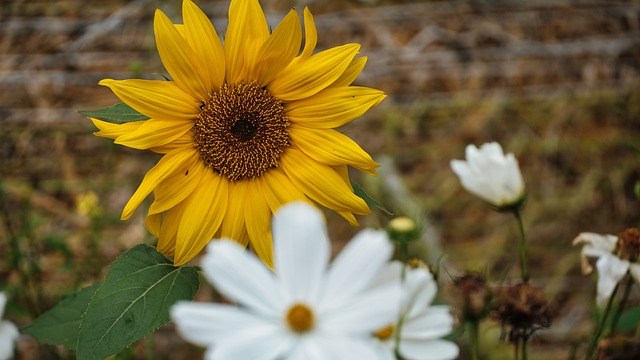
[
  {"x1": 608, "y1": 277, "x2": 635, "y2": 335},
  {"x1": 585, "y1": 283, "x2": 619, "y2": 360},
  {"x1": 512, "y1": 209, "x2": 530, "y2": 283}
]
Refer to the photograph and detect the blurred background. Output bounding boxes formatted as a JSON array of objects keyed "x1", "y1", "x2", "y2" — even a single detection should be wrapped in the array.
[{"x1": 1, "y1": 0, "x2": 639, "y2": 358}]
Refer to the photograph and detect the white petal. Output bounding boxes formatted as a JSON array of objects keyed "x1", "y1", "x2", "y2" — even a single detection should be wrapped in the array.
[
  {"x1": 273, "y1": 202, "x2": 330, "y2": 303},
  {"x1": 0, "y1": 293, "x2": 6, "y2": 319},
  {"x1": 201, "y1": 240, "x2": 283, "y2": 315},
  {"x1": 374, "y1": 261, "x2": 403, "y2": 287},
  {"x1": 573, "y1": 233, "x2": 618, "y2": 252},
  {"x1": 398, "y1": 338, "x2": 460, "y2": 360},
  {"x1": 452, "y1": 142, "x2": 524, "y2": 206},
  {"x1": 401, "y1": 306, "x2": 455, "y2": 340},
  {"x1": 372, "y1": 340, "x2": 397, "y2": 360},
  {"x1": 320, "y1": 229, "x2": 393, "y2": 310},
  {"x1": 595, "y1": 254, "x2": 630, "y2": 307},
  {"x1": 208, "y1": 328, "x2": 293, "y2": 360},
  {"x1": 171, "y1": 302, "x2": 280, "y2": 347},
  {"x1": 320, "y1": 282, "x2": 401, "y2": 335},
  {"x1": 298, "y1": 334, "x2": 382, "y2": 360},
  {"x1": 403, "y1": 267, "x2": 437, "y2": 318},
  {"x1": 0, "y1": 320, "x2": 19, "y2": 360}
]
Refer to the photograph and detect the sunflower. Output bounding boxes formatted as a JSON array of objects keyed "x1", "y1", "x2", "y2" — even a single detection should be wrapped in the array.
[{"x1": 90, "y1": 0, "x2": 385, "y2": 266}]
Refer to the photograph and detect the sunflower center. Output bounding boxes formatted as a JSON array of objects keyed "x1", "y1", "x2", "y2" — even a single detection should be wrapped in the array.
[
  {"x1": 194, "y1": 82, "x2": 289, "y2": 181},
  {"x1": 285, "y1": 303, "x2": 315, "y2": 333}
]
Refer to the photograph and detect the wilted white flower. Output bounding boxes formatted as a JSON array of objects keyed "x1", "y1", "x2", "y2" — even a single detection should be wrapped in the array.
[
  {"x1": 573, "y1": 231, "x2": 640, "y2": 307},
  {"x1": 171, "y1": 202, "x2": 401, "y2": 360},
  {"x1": 372, "y1": 262, "x2": 459, "y2": 360},
  {"x1": 0, "y1": 293, "x2": 19, "y2": 360},
  {"x1": 451, "y1": 142, "x2": 525, "y2": 208}
]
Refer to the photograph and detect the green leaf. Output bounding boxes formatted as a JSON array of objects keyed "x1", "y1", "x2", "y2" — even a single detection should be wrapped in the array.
[
  {"x1": 76, "y1": 244, "x2": 199, "y2": 360},
  {"x1": 351, "y1": 179, "x2": 393, "y2": 215},
  {"x1": 79, "y1": 103, "x2": 148, "y2": 124},
  {"x1": 615, "y1": 307, "x2": 640, "y2": 332},
  {"x1": 23, "y1": 283, "x2": 100, "y2": 349}
]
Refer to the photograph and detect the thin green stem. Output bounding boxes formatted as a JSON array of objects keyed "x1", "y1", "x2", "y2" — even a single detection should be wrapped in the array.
[
  {"x1": 468, "y1": 320, "x2": 480, "y2": 360},
  {"x1": 512, "y1": 209, "x2": 530, "y2": 283},
  {"x1": 585, "y1": 283, "x2": 619, "y2": 360},
  {"x1": 521, "y1": 334, "x2": 529, "y2": 360},
  {"x1": 608, "y1": 277, "x2": 635, "y2": 335},
  {"x1": 399, "y1": 242, "x2": 408, "y2": 281}
]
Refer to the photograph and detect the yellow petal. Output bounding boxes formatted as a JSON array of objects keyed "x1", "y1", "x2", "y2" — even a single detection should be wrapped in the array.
[
  {"x1": 220, "y1": 180, "x2": 250, "y2": 247},
  {"x1": 174, "y1": 170, "x2": 228, "y2": 266},
  {"x1": 182, "y1": 0, "x2": 225, "y2": 90},
  {"x1": 158, "y1": 200, "x2": 189, "y2": 257},
  {"x1": 268, "y1": 44, "x2": 360, "y2": 102},
  {"x1": 150, "y1": 131, "x2": 195, "y2": 154},
  {"x1": 154, "y1": 9, "x2": 211, "y2": 99},
  {"x1": 328, "y1": 56, "x2": 367, "y2": 88},
  {"x1": 290, "y1": 124, "x2": 379, "y2": 176},
  {"x1": 299, "y1": 8, "x2": 317, "y2": 61},
  {"x1": 145, "y1": 213, "x2": 162, "y2": 238},
  {"x1": 245, "y1": 182, "x2": 273, "y2": 268},
  {"x1": 99, "y1": 79, "x2": 200, "y2": 121},
  {"x1": 91, "y1": 118, "x2": 143, "y2": 140},
  {"x1": 122, "y1": 149, "x2": 198, "y2": 220},
  {"x1": 286, "y1": 86, "x2": 385, "y2": 128},
  {"x1": 149, "y1": 152, "x2": 203, "y2": 215},
  {"x1": 331, "y1": 164, "x2": 360, "y2": 226},
  {"x1": 259, "y1": 169, "x2": 309, "y2": 213},
  {"x1": 279, "y1": 148, "x2": 370, "y2": 215},
  {"x1": 252, "y1": 10, "x2": 302, "y2": 86},
  {"x1": 115, "y1": 118, "x2": 193, "y2": 149},
  {"x1": 225, "y1": 0, "x2": 269, "y2": 83}
]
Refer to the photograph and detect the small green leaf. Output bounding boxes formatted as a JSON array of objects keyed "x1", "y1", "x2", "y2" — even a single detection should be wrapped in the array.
[
  {"x1": 615, "y1": 307, "x2": 640, "y2": 332},
  {"x1": 23, "y1": 283, "x2": 100, "y2": 349},
  {"x1": 351, "y1": 179, "x2": 393, "y2": 215},
  {"x1": 76, "y1": 244, "x2": 199, "y2": 360},
  {"x1": 79, "y1": 103, "x2": 148, "y2": 124}
]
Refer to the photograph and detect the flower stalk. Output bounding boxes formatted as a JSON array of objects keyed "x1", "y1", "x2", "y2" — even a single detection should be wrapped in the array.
[
  {"x1": 608, "y1": 277, "x2": 634, "y2": 335},
  {"x1": 513, "y1": 209, "x2": 530, "y2": 282},
  {"x1": 585, "y1": 282, "x2": 619, "y2": 360}
]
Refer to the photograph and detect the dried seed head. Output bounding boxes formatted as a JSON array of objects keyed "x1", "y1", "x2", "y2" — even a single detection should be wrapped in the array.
[
  {"x1": 452, "y1": 271, "x2": 492, "y2": 321},
  {"x1": 492, "y1": 282, "x2": 552, "y2": 342},
  {"x1": 617, "y1": 228, "x2": 640, "y2": 262}
]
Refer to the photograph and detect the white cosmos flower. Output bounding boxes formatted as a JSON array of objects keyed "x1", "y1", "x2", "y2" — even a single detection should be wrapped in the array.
[
  {"x1": 171, "y1": 201, "x2": 401, "y2": 360},
  {"x1": 451, "y1": 142, "x2": 525, "y2": 208},
  {"x1": 373, "y1": 262, "x2": 459, "y2": 360},
  {"x1": 0, "y1": 293, "x2": 19, "y2": 360},
  {"x1": 573, "y1": 232, "x2": 640, "y2": 307}
]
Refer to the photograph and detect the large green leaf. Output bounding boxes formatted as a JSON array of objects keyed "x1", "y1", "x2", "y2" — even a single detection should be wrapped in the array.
[
  {"x1": 76, "y1": 244, "x2": 199, "y2": 360},
  {"x1": 351, "y1": 179, "x2": 393, "y2": 215},
  {"x1": 23, "y1": 283, "x2": 100, "y2": 349},
  {"x1": 80, "y1": 103, "x2": 148, "y2": 124}
]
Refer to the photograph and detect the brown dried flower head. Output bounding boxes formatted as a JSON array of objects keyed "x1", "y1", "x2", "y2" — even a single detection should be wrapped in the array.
[
  {"x1": 617, "y1": 227, "x2": 640, "y2": 262},
  {"x1": 492, "y1": 282, "x2": 552, "y2": 342},
  {"x1": 453, "y1": 271, "x2": 492, "y2": 321}
]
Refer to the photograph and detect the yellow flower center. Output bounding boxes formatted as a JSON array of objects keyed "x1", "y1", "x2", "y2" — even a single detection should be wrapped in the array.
[
  {"x1": 373, "y1": 324, "x2": 395, "y2": 340},
  {"x1": 285, "y1": 303, "x2": 315, "y2": 333},
  {"x1": 194, "y1": 82, "x2": 289, "y2": 181}
]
